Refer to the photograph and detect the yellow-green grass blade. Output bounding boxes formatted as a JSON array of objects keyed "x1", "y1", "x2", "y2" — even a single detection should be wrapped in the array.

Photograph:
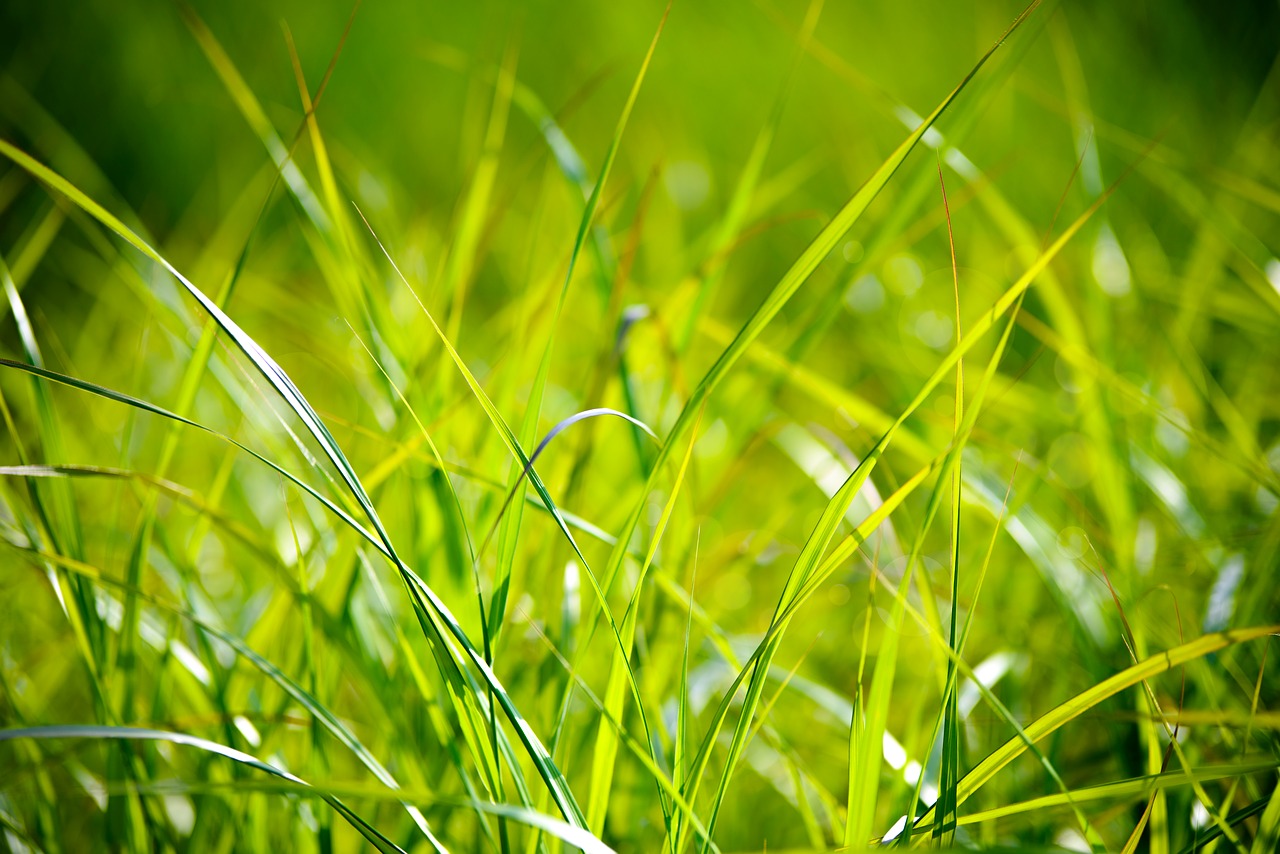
[
  {"x1": 668, "y1": 455, "x2": 936, "y2": 854},
  {"x1": 2, "y1": 256, "x2": 143, "y2": 841},
  {"x1": 572, "y1": 21, "x2": 1048, "y2": 829},
  {"x1": 935, "y1": 160, "x2": 964, "y2": 848},
  {"x1": 496, "y1": 59, "x2": 619, "y2": 304},
  {"x1": 283, "y1": 18, "x2": 359, "y2": 270},
  {"x1": 6, "y1": 404, "x2": 688, "y2": 854},
  {"x1": 475, "y1": 407, "x2": 658, "y2": 571},
  {"x1": 178, "y1": 4, "x2": 328, "y2": 233},
  {"x1": 0, "y1": 138, "x2": 601, "y2": 831},
  {"x1": 0, "y1": 257, "x2": 83, "y2": 565},
  {"x1": 703, "y1": 439, "x2": 901, "y2": 847},
  {"x1": 127, "y1": 779, "x2": 623, "y2": 854},
  {"x1": 442, "y1": 37, "x2": 518, "y2": 348},
  {"x1": 0, "y1": 726, "x2": 417, "y2": 854},
  {"x1": 844, "y1": 552, "x2": 1210, "y2": 850},
  {"x1": 490, "y1": 179, "x2": 557, "y2": 663},
  {"x1": 711, "y1": 104, "x2": 1108, "y2": 849},
  {"x1": 357, "y1": 200, "x2": 654, "y2": 585},
  {"x1": 1, "y1": 542, "x2": 449, "y2": 843},
  {"x1": 538, "y1": 0, "x2": 669, "y2": 337},
  {"x1": 471, "y1": 403, "x2": 665, "y2": 827},
  {"x1": 519, "y1": 604, "x2": 720, "y2": 854},
  {"x1": 430, "y1": 74, "x2": 520, "y2": 752},
  {"x1": 509, "y1": 1, "x2": 672, "y2": 669},
  {"x1": 0, "y1": 395, "x2": 106, "y2": 708},
  {"x1": 0, "y1": 350, "x2": 560, "y2": 845},
  {"x1": 278, "y1": 20, "x2": 412, "y2": 419},
  {"x1": 843, "y1": 149, "x2": 1121, "y2": 844},
  {"x1": 0, "y1": 357, "x2": 555, "y2": 842},
  {"x1": 91, "y1": 168, "x2": 246, "y2": 844},
  {"x1": 357, "y1": 203, "x2": 599, "y2": 567},
  {"x1": 357, "y1": 206, "x2": 669, "y2": 836},
  {"x1": 841, "y1": 302, "x2": 1014, "y2": 845},
  {"x1": 3, "y1": 201, "x2": 63, "y2": 292},
  {"x1": 671, "y1": 544, "x2": 698, "y2": 852},
  {"x1": 587, "y1": 403, "x2": 702, "y2": 836},
  {"x1": 0, "y1": 270, "x2": 104, "y2": 695},
  {"x1": 185, "y1": 3, "x2": 403, "y2": 403},
  {"x1": 0, "y1": 143, "x2": 369, "y2": 531},
  {"x1": 691, "y1": 440, "x2": 1239, "y2": 850},
  {"x1": 907, "y1": 624, "x2": 1280, "y2": 831},
  {"x1": 591, "y1": 1, "x2": 1046, "y2": 669},
  {"x1": 343, "y1": 321, "x2": 510, "y2": 812},
  {"x1": 903, "y1": 760, "x2": 1279, "y2": 836}
]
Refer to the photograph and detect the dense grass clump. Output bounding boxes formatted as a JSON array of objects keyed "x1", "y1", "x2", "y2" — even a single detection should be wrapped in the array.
[{"x1": 1, "y1": 0, "x2": 1278, "y2": 851}]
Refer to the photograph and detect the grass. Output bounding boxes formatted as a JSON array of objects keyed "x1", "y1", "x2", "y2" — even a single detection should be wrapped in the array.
[{"x1": 1, "y1": 0, "x2": 1278, "y2": 851}]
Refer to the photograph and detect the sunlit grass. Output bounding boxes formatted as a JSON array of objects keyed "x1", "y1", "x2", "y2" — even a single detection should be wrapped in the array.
[{"x1": 1, "y1": 0, "x2": 1278, "y2": 851}]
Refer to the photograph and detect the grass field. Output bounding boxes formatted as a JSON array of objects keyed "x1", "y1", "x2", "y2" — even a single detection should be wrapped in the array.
[{"x1": 0, "y1": 0, "x2": 1278, "y2": 851}]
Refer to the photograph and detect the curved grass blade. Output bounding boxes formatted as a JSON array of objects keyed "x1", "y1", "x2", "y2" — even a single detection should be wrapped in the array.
[
  {"x1": 105, "y1": 774, "x2": 624, "y2": 854},
  {"x1": 0, "y1": 542, "x2": 520, "y2": 852},
  {"x1": 0, "y1": 726, "x2": 412, "y2": 853},
  {"x1": 132, "y1": 779, "x2": 619, "y2": 854},
  {"x1": 904, "y1": 760, "x2": 1279, "y2": 836},
  {"x1": 665, "y1": 455, "x2": 937, "y2": 854},
  {"x1": 1178, "y1": 797, "x2": 1270, "y2": 854},
  {"x1": 586, "y1": 403, "x2": 703, "y2": 836},
  {"x1": 707, "y1": 122, "x2": 1107, "y2": 851},
  {"x1": 934, "y1": 157, "x2": 964, "y2": 847},
  {"x1": 0, "y1": 141, "x2": 600, "y2": 835},
  {"x1": 0, "y1": 257, "x2": 84, "y2": 563},
  {"x1": 589, "y1": 0, "x2": 1046, "y2": 677},
  {"x1": 0, "y1": 359, "x2": 570, "y2": 841},
  {"x1": 356, "y1": 205, "x2": 677, "y2": 835},
  {"x1": 475, "y1": 407, "x2": 657, "y2": 575},
  {"x1": 0, "y1": 359, "x2": 383, "y2": 547},
  {"x1": 495, "y1": 0, "x2": 671, "y2": 676},
  {"x1": 908, "y1": 624, "x2": 1280, "y2": 832}
]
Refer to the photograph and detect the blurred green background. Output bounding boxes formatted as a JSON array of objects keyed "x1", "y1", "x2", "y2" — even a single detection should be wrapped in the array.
[{"x1": 1, "y1": 0, "x2": 1278, "y2": 851}]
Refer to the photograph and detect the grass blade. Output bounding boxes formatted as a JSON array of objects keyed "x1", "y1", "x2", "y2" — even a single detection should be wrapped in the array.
[
  {"x1": 0, "y1": 141, "x2": 596, "y2": 836},
  {"x1": 0, "y1": 726, "x2": 410, "y2": 853}
]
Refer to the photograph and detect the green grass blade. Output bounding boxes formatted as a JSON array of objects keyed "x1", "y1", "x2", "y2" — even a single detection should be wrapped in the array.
[
  {"x1": 0, "y1": 257, "x2": 83, "y2": 564},
  {"x1": 591, "y1": 1, "x2": 1046, "y2": 674},
  {"x1": 0, "y1": 541, "x2": 448, "y2": 844},
  {"x1": 909, "y1": 624, "x2": 1280, "y2": 830},
  {"x1": 906, "y1": 760, "x2": 1279, "y2": 835},
  {"x1": 0, "y1": 139, "x2": 601, "y2": 834},
  {"x1": 1252, "y1": 778, "x2": 1280, "y2": 853},
  {"x1": 586, "y1": 404, "x2": 702, "y2": 835},
  {"x1": 0, "y1": 726, "x2": 412, "y2": 853},
  {"x1": 502, "y1": 1, "x2": 672, "y2": 684}
]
